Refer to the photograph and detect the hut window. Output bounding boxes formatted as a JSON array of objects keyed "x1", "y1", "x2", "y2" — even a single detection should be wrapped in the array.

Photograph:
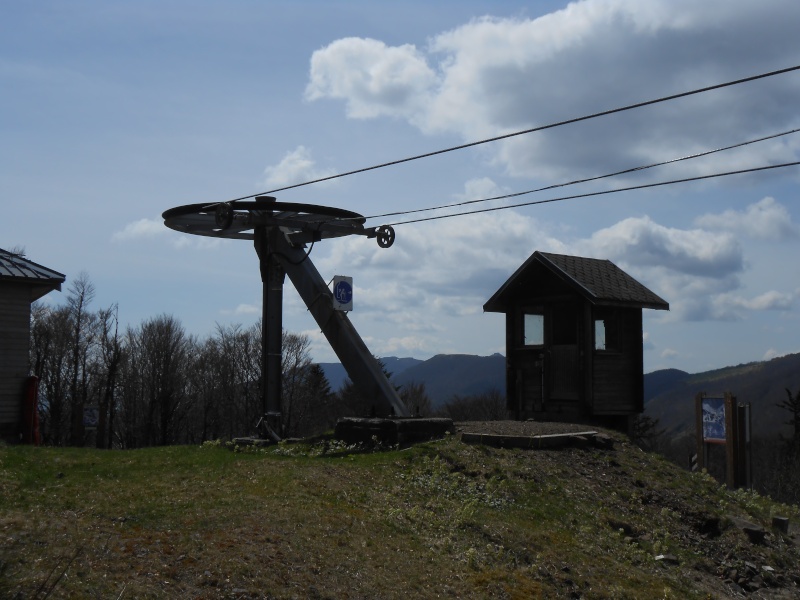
[
  {"x1": 594, "y1": 311, "x2": 619, "y2": 351},
  {"x1": 523, "y1": 313, "x2": 544, "y2": 346}
]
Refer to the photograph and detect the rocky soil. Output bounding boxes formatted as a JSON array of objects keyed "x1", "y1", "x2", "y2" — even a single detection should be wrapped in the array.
[{"x1": 456, "y1": 420, "x2": 800, "y2": 598}]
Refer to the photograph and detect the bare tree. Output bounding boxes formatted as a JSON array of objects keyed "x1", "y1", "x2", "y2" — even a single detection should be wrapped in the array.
[
  {"x1": 67, "y1": 272, "x2": 96, "y2": 446},
  {"x1": 400, "y1": 381, "x2": 432, "y2": 417},
  {"x1": 118, "y1": 315, "x2": 191, "y2": 447},
  {"x1": 95, "y1": 304, "x2": 123, "y2": 449},
  {"x1": 28, "y1": 268, "x2": 342, "y2": 446},
  {"x1": 189, "y1": 322, "x2": 263, "y2": 440},
  {"x1": 281, "y1": 330, "x2": 314, "y2": 436},
  {"x1": 185, "y1": 338, "x2": 223, "y2": 442},
  {"x1": 30, "y1": 303, "x2": 72, "y2": 444},
  {"x1": 777, "y1": 387, "x2": 800, "y2": 442},
  {"x1": 437, "y1": 390, "x2": 508, "y2": 421}
]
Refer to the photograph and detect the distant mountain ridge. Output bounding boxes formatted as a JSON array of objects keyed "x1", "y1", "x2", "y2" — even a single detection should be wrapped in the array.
[
  {"x1": 643, "y1": 368, "x2": 690, "y2": 404},
  {"x1": 393, "y1": 353, "x2": 506, "y2": 407},
  {"x1": 319, "y1": 351, "x2": 800, "y2": 433},
  {"x1": 317, "y1": 356, "x2": 425, "y2": 393},
  {"x1": 644, "y1": 352, "x2": 800, "y2": 438},
  {"x1": 318, "y1": 353, "x2": 506, "y2": 407}
]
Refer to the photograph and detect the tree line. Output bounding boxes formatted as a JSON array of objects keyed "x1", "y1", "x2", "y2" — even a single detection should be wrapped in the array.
[
  {"x1": 29, "y1": 273, "x2": 509, "y2": 448},
  {"x1": 29, "y1": 273, "x2": 342, "y2": 448}
]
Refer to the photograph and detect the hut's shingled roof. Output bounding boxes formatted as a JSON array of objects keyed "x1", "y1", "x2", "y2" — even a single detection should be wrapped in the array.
[{"x1": 484, "y1": 251, "x2": 669, "y2": 312}]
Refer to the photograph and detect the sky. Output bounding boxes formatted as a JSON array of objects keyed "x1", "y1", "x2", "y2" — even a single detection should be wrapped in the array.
[{"x1": 2, "y1": 0, "x2": 800, "y2": 374}]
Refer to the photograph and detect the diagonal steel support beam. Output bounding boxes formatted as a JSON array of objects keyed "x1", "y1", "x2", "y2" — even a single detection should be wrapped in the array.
[{"x1": 265, "y1": 229, "x2": 408, "y2": 418}]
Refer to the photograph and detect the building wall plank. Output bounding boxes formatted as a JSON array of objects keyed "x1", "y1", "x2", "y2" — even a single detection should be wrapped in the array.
[{"x1": 0, "y1": 284, "x2": 33, "y2": 434}]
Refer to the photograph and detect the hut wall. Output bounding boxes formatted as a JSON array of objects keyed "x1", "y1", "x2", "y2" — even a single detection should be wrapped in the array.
[
  {"x1": 0, "y1": 283, "x2": 32, "y2": 440},
  {"x1": 591, "y1": 309, "x2": 643, "y2": 414}
]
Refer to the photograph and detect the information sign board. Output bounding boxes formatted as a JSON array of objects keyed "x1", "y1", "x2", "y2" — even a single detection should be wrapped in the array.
[
  {"x1": 332, "y1": 276, "x2": 353, "y2": 311},
  {"x1": 701, "y1": 397, "x2": 726, "y2": 443}
]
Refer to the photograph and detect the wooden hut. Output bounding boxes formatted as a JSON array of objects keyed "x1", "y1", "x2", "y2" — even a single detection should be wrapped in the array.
[
  {"x1": 484, "y1": 251, "x2": 668, "y2": 430},
  {"x1": 0, "y1": 249, "x2": 65, "y2": 443}
]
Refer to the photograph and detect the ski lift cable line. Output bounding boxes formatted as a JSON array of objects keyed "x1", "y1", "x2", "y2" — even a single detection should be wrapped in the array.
[
  {"x1": 361, "y1": 127, "x2": 800, "y2": 221},
  {"x1": 384, "y1": 161, "x2": 800, "y2": 227},
  {"x1": 223, "y1": 64, "x2": 800, "y2": 203}
]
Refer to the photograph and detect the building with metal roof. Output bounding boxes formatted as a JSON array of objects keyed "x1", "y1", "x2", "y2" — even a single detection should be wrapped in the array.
[
  {"x1": 484, "y1": 251, "x2": 668, "y2": 430},
  {"x1": 0, "y1": 248, "x2": 65, "y2": 443}
]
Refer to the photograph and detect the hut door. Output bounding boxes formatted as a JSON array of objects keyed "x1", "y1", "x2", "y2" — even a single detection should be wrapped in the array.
[
  {"x1": 519, "y1": 311, "x2": 545, "y2": 413},
  {"x1": 548, "y1": 304, "x2": 580, "y2": 401}
]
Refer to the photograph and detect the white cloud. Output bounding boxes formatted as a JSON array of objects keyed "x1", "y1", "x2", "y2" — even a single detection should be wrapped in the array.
[
  {"x1": 319, "y1": 198, "x2": 565, "y2": 317},
  {"x1": 262, "y1": 146, "x2": 336, "y2": 188},
  {"x1": 572, "y1": 214, "x2": 796, "y2": 321},
  {"x1": 220, "y1": 303, "x2": 260, "y2": 316},
  {"x1": 451, "y1": 177, "x2": 512, "y2": 208},
  {"x1": 112, "y1": 217, "x2": 165, "y2": 241},
  {"x1": 578, "y1": 215, "x2": 742, "y2": 277},
  {"x1": 306, "y1": 0, "x2": 800, "y2": 183},
  {"x1": 661, "y1": 348, "x2": 679, "y2": 359},
  {"x1": 377, "y1": 335, "x2": 435, "y2": 356},
  {"x1": 642, "y1": 331, "x2": 654, "y2": 350},
  {"x1": 305, "y1": 37, "x2": 437, "y2": 124},
  {"x1": 694, "y1": 197, "x2": 800, "y2": 240},
  {"x1": 112, "y1": 217, "x2": 225, "y2": 250},
  {"x1": 310, "y1": 190, "x2": 568, "y2": 353},
  {"x1": 172, "y1": 235, "x2": 223, "y2": 251},
  {"x1": 716, "y1": 290, "x2": 794, "y2": 312},
  {"x1": 312, "y1": 186, "x2": 798, "y2": 338}
]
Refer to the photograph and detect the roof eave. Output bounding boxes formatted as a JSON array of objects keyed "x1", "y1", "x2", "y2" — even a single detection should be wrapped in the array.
[{"x1": 30, "y1": 281, "x2": 63, "y2": 302}]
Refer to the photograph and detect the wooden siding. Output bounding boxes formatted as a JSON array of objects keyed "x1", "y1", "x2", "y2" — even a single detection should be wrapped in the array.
[
  {"x1": 0, "y1": 284, "x2": 32, "y2": 436},
  {"x1": 550, "y1": 345, "x2": 580, "y2": 401},
  {"x1": 591, "y1": 310, "x2": 643, "y2": 414},
  {"x1": 519, "y1": 357, "x2": 544, "y2": 414}
]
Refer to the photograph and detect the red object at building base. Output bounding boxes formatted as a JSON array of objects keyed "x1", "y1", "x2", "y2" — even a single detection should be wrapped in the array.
[{"x1": 21, "y1": 376, "x2": 40, "y2": 445}]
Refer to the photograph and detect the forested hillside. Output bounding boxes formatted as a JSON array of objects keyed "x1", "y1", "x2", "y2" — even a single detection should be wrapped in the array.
[{"x1": 644, "y1": 352, "x2": 800, "y2": 438}]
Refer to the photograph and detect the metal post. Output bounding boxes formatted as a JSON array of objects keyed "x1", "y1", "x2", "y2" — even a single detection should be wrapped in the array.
[
  {"x1": 735, "y1": 402, "x2": 752, "y2": 489},
  {"x1": 725, "y1": 393, "x2": 736, "y2": 488},
  {"x1": 695, "y1": 392, "x2": 705, "y2": 471},
  {"x1": 255, "y1": 228, "x2": 285, "y2": 438},
  {"x1": 270, "y1": 230, "x2": 409, "y2": 418}
]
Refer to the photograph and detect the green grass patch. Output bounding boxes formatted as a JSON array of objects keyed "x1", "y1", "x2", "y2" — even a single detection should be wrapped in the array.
[{"x1": 1, "y1": 434, "x2": 799, "y2": 598}]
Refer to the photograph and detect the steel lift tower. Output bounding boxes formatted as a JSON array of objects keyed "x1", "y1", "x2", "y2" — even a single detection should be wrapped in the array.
[{"x1": 163, "y1": 196, "x2": 408, "y2": 440}]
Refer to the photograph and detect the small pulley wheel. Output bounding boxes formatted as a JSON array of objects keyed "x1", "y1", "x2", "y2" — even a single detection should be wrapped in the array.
[
  {"x1": 215, "y1": 202, "x2": 234, "y2": 229},
  {"x1": 376, "y1": 225, "x2": 395, "y2": 248}
]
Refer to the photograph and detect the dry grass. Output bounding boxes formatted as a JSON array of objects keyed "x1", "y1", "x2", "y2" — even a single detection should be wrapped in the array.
[{"x1": 1, "y1": 432, "x2": 799, "y2": 599}]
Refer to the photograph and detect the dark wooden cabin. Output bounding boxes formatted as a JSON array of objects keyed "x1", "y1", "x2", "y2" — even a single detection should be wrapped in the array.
[
  {"x1": 0, "y1": 249, "x2": 65, "y2": 443},
  {"x1": 484, "y1": 251, "x2": 668, "y2": 430}
]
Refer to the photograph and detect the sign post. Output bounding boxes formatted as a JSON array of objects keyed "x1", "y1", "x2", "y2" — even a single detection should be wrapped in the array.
[{"x1": 695, "y1": 392, "x2": 750, "y2": 488}]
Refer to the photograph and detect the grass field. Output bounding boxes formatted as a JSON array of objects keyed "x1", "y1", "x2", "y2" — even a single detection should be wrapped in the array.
[{"x1": 2, "y1": 432, "x2": 799, "y2": 599}]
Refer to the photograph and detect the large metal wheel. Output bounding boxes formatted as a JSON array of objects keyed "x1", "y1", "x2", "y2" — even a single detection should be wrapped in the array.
[{"x1": 162, "y1": 199, "x2": 367, "y2": 242}]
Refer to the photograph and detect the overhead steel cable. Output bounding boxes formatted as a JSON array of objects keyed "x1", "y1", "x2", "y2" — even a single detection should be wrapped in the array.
[
  {"x1": 361, "y1": 127, "x2": 800, "y2": 221},
  {"x1": 382, "y1": 161, "x2": 800, "y2": 227},
  {"x1": 222, "y1": 64, "x2": 800, "y2": 203}
]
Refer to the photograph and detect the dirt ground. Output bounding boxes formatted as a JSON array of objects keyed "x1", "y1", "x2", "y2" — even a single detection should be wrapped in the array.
[{"x1": 455, "y1": 420, "x2": 800, "y2": 598}]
